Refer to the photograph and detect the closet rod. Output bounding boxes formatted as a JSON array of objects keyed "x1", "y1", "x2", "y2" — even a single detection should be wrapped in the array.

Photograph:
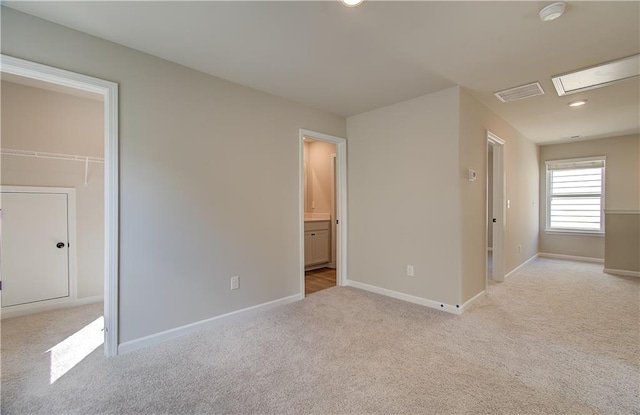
[{"x1": 0, "y1": 148, "x2": 104, "y2": 163}]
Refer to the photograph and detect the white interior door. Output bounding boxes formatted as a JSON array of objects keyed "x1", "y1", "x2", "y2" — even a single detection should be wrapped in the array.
[
  {"x1": 1, "y1": 192, "x2": 70, "y2": 307},
  {"x1": 487, "y1": 131, "x2": 506, "y2": 283}
]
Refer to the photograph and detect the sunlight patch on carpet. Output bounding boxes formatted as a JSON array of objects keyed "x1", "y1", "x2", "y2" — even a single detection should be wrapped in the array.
[{"x1": 47, "y1": 316, "x2": 104, "y2": 384}]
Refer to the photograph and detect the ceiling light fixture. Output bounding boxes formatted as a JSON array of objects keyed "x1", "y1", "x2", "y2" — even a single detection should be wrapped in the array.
[
  {"x1": 539, "y1": 2, "x2": 566, "y2": 22},
  {"x1": 341, "y1": 0, "x2": 364, "y2": 7},
  {"x1": 568, "y1": 100, "x2": 588, "y2": 107}
]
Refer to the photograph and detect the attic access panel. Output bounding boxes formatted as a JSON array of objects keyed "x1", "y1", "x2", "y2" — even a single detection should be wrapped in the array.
[{"x1": 552, "y1": 54, "x2": 640, "y2": 96}]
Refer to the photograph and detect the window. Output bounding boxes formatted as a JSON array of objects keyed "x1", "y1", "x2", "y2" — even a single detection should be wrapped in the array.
[{"x1": 546, "y1": 157, "x2": 605, "y2": 233}]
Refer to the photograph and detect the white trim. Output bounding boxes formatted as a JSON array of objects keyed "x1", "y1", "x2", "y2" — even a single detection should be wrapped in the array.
[
  {"x1": 1, "y1": 186, "x2": 78, "y2": 305},
  {"x1": 538, "y1": 252, "x2": 604, "y2": 263},
  {"x1": 544, "y1": 230, "x2": 604, "y2": 237},
  {"x1": 603, "y1": 268, "x2": 640, "y2": 278},
  {"x1": 299, "y1": 129, "x2": 347, "y2": 298},
  {"x1": 1, "y1": 54, "x2": 119, "y2": 357},
  {"x1": 487, "y1": 131, "x2": 506, "y2": 145},
  {"x1": 604, "y1": 210, "x2": 640, "y2": 215},
  {"x1": 118, "y1": 294, "x2": 300, "y2": 355},
  {"x1": 1, "y1": 295, "x2": 103, "y2": 320},
  {"x1": 460, "y1": 290, "x2": 486, "y2": 313},
  {"x1": 544, "y1": 156, "x2": 606, "y2": 234},
  {"x1": 505, "y1": 254, "x2": 539, "y2": 278},
  {"x1": 347, "y1": 280, "x2": 464, "y2": 315}
]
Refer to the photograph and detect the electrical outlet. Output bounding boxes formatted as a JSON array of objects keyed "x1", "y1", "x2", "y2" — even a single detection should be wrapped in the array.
[
  {"x1": 231, "y1": 276, "x2": 239, "y2": 290},
  {"x1": 406, "y1": 265, "x2": 414, "y2": 277}
]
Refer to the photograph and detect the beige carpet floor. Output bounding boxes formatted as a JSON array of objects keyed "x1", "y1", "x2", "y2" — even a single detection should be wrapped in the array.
[{"x1": 1, "y1": 258, "x2": 639, "y2": 414}]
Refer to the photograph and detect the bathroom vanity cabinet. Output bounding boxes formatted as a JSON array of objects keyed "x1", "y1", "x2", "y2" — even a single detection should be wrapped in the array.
[{"x1": 304, "y1": 220, "x2": 330, "y2": 267}]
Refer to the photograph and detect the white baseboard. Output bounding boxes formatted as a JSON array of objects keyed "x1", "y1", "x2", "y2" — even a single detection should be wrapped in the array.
[
  {"x1": 603, "y1": 268, "x2": 640, "y2": 278},
  {"x1": 118, "y1": 294, "x2": 300, "y2": 355},
  {"x1": 538, "y1": 252, "x2": 604, "y2": 264},
  {"x1": 505, "y1": 254, "x2": 539, "y2": 278},
  {"x1": 346, "y1": 280, "x2": 464, "y2": 315},
  {"x1": 1, "y1": 295, "x2": 103, "y2": 320},
  {"x1": 460, "y1": 289, "x2": 486, "y2": 313}
]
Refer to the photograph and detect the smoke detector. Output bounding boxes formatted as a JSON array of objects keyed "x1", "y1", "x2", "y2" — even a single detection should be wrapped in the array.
[{"x1": 539, "y1": 2, "x2": 566, "y2": 22}]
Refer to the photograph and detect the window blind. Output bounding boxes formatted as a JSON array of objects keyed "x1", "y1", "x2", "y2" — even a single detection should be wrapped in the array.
[{"x1": 547, "y1": 157, "x2": 605, "y2": 232}]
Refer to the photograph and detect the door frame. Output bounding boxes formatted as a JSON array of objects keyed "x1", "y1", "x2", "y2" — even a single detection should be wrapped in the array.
[
  {"x1": 1, "y1": 54, "x2": 120, "y2": 357},
  {"x1": 487, "y1": 131, "x2": 505, "y2": 284},
  {"x1": 299, "y1": 129, "x2": 347, "y2": 297},
  {"x1": 1, "y1": 186, "x2": 77, "y2": 308}
]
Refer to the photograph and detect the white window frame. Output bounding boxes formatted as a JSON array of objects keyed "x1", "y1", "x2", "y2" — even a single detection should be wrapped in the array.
[{"x1": 545, "y1": 156, "x2": 606, "y2": 235}]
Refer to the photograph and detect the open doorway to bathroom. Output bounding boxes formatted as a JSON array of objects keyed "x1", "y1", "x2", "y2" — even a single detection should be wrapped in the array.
[
  {"x1": 299, "y1": 129, "x2": 347, "y2": 297},
  {"x1": 303, "y1": 138, "x2": 336, "y2": 295}
]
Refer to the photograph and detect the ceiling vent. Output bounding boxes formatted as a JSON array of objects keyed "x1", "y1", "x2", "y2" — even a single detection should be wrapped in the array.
[
  {"x1": 494, "y1": 82, "x2": 545, "y2": 103},
  {"x1": 552, "y1": 54, "x2": 640, "y2": 96}
]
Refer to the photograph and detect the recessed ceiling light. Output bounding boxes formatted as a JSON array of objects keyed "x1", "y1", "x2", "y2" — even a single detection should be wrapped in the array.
[
  {"x1": 341, "y1": 0, "x2": 364, "y2": 7},
  {"x1": 539, "y1": 2, "x2": 566, "y2": 22},
  {"x1": 568, "y1": 100, "x2": 588, "y2": 107}
]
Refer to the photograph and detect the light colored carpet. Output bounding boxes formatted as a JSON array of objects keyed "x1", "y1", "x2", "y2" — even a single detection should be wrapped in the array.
[{"x1": 1, "y1": 258, "x2": 639, "y2": 414}]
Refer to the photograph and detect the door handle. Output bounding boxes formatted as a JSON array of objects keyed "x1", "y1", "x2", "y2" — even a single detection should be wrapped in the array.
[
  {"x1": 492, "y1": 218, "x2": 497, "y2": 223},
  {"x1": 56, "y1": 242, "x2": 65, "y2": 249}
]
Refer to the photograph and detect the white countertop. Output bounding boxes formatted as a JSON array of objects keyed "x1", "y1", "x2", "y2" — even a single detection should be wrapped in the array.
[{"x1": 304, "y1": 213, "x2": 331, "y2": 222}]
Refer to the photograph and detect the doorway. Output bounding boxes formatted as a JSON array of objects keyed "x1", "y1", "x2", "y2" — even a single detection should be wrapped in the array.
[
  {"x1": 487, "y1": 131, "x2": 505, "y2": 285},
  {"x1": 299, "y1": 129, "x2": 347, "y2": 298},
  {"x1": 0, "y1": 55, "x2": 119, "y2": 356}
]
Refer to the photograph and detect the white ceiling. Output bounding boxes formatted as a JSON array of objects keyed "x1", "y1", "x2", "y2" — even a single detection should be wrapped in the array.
[{"x1": 6, "y1": 1, "x2": 640, "y2": 144}]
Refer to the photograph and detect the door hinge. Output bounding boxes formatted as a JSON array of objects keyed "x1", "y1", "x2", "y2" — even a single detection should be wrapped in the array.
[
  {"x1": 0, "y1": 281, "x2": 2, "y2": 290},
  {"x1": 336, "y1": 219, "x2": 339, "y2": 224}
]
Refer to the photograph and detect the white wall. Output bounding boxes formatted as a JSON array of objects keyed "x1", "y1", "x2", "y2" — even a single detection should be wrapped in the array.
[
  {"x1": 459, "y1": 89, "x2": 539, "y2": 301},
  {"x1": 347, "y1": 87, "x2": 462, "y2": 306},
  {"x1": 347, "y1": 87, "x2": 539, "y2": 307},
  {"x1": 539, "y1": 134, "x2": 640, "y2": 259},
  {"x1": 1, "y1": 7, "x2": 346, "y2": 344},
  {"x1": 1, "y1": 80, "x2": 104, "y2": 298}
]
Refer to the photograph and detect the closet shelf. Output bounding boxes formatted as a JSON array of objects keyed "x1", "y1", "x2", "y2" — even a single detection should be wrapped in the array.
[
  {"x1": 0, "y1": 148, "x2": 104, "y2": 163},
  {"x1": 1, "y1": 148, "x2": 105, "y2": 187}
]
